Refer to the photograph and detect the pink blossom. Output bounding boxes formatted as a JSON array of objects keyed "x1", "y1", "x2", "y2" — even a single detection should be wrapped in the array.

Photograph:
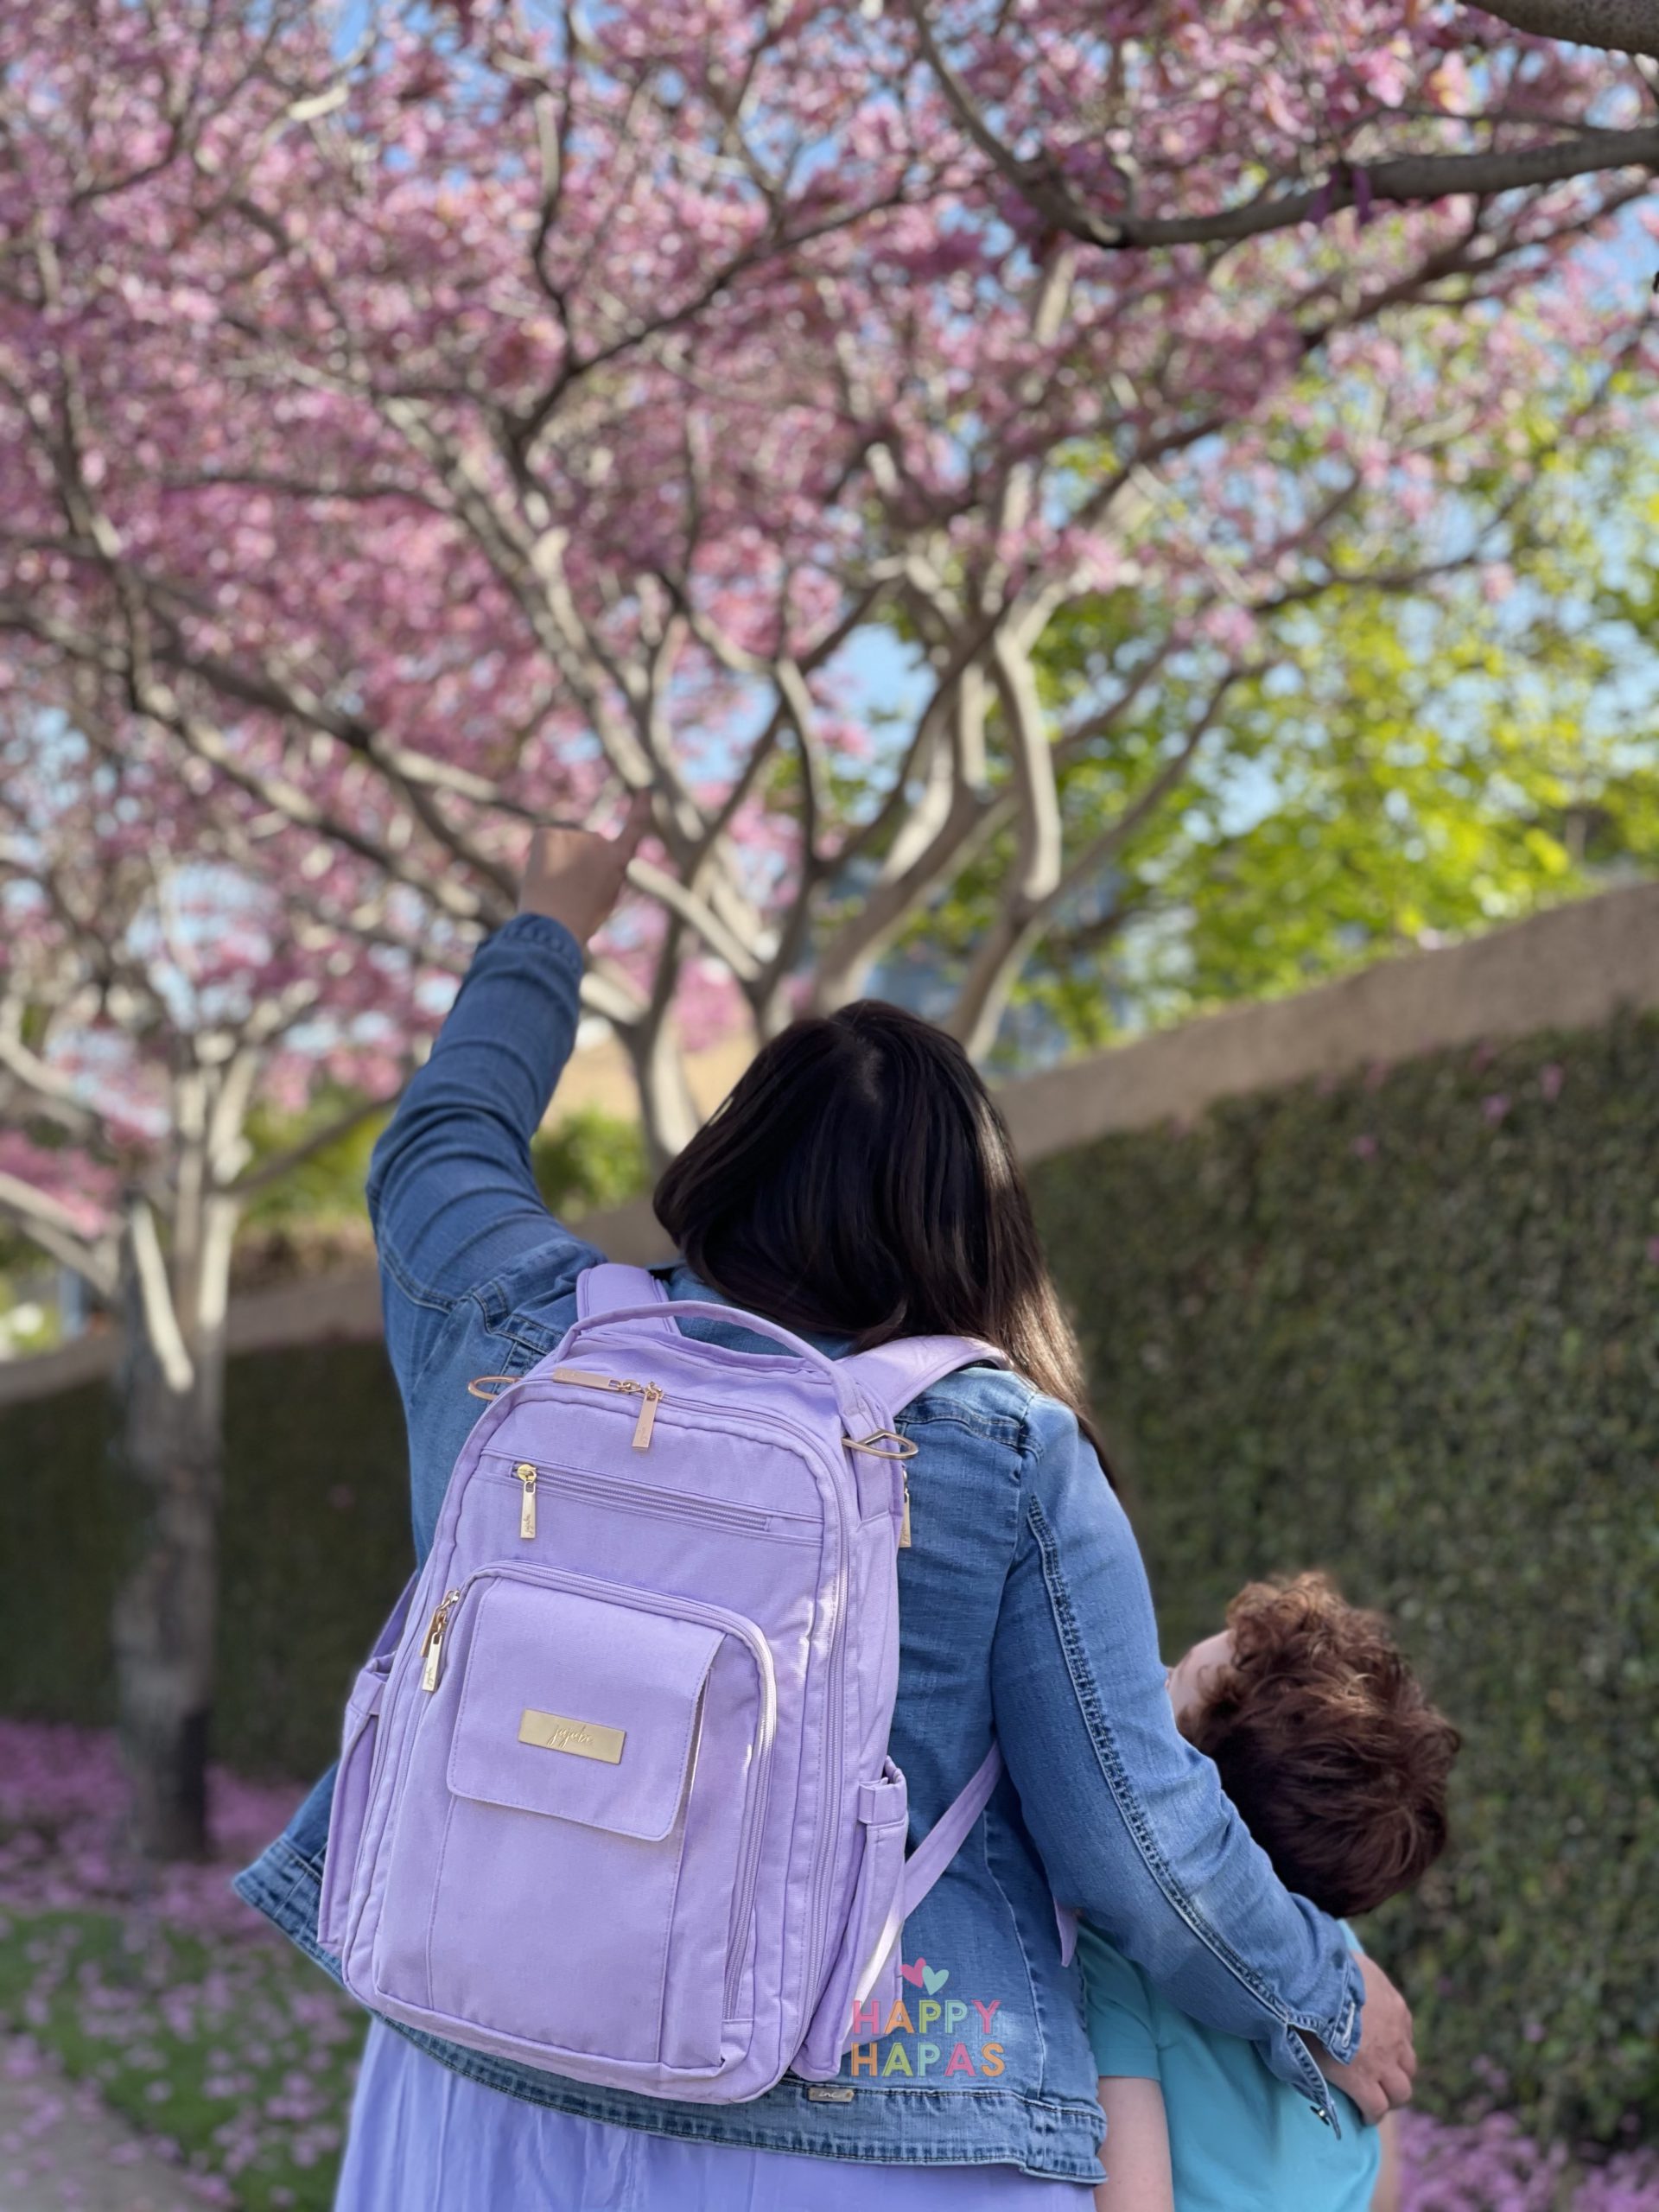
[{"x1": 0, "y1": 0, "x2": 1641, "y2": 1160}]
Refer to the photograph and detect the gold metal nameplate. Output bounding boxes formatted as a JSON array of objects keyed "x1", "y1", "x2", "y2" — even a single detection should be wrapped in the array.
[{"x1": 518, "y1": 1708, "x2": 626, "y2": 1764}]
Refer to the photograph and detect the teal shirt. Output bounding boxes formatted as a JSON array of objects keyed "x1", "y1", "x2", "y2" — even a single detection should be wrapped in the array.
[{"x1": 1078, "y1": 1923, "x2": 1380, "y2": 2212}]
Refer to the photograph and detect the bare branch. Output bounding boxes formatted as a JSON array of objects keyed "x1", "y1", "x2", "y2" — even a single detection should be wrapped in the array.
[
  {"x1": 0, "y1": 1023, "x2": 108, "y2": 1149},
  {"x1": 0, "y1": 1172, "x2": 118, "y2": 1295},
  {"x1": 232, "y1": 1084, "x2": 403, "y2": 1198},
  {"x1": 943, "y1": 661, "x2": 1257, "y2": 1057},
  {"x1": 905, "y1": 0, "x2": 1659, "y2": 249},
  {"x1": 1474, "y1": 0, "x2": 1659, "y2": 60}
]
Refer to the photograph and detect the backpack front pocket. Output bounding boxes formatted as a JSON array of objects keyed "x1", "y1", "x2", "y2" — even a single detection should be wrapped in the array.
[{"x1": 372, "y1": 1567, "x2": 773, "y2": 2073}]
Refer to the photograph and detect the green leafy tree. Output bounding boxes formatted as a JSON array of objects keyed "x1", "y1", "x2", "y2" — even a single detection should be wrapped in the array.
[
  {"x1": 887, "y1": 361, "x2": 1659, "y2": 1061},
  {"x1": 1110, "y1": 585, "x2": 1659, "y2": 1029},
  {"x1": 236, "y1": 1097, "x2": 650, "y2": 1265}
]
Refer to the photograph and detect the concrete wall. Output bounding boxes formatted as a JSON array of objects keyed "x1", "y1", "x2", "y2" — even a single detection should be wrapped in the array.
[
  {"x1": 999, "y1": 879, "x2": 1659, "y2": 1163},
  {"x1": 3, "y1": 880, "x2": 1655, "y2": 1410}
]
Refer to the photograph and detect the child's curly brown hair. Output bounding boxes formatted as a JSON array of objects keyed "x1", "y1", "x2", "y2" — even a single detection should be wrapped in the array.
[{"x1": 1180, "y1": 1572, "x2": 1460, "y2": 1919}]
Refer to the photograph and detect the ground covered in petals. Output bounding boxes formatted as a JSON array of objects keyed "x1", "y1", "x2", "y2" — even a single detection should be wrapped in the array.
[
  {"x1": 0, "y1": 1719, "x2": 359, "y2": 2209},
  {"x1": 0, "y1": 1717, "x2": 1653, "y2": 2209}
]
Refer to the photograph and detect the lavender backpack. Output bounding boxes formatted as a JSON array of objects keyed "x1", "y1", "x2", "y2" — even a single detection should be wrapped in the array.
[{"x1": 318, "y1": 1262, "x2": 1009, "y2": 2102}]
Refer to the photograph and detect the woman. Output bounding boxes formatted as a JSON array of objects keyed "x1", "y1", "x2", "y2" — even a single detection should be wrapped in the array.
[{"x1": 236, "y1": 813, "x2": 1414, "y2": 2208}]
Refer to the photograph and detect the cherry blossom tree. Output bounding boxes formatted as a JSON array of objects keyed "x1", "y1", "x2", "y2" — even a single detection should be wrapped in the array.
[
  {"x1": 0, "y1": 0, "x2": 1652, "y2": 1173},
  {"x1": 1478, "y1": 1, "x2": 1659, "y2": 62},
  {"x1": 906, "y1": 1, "x2": 1659, "y2": 249},
  {"x1": 0, "y1": 700, "x2": 432, "y2": 1855}
]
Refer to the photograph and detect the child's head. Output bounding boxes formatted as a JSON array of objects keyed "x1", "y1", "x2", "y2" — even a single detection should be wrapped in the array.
[{"x1": 1166, "y1": 1571, "x2": 1459, "y2": 1920}]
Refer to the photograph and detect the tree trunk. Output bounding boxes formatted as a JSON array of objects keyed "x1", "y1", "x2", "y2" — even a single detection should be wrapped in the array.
[
  {"x1": 110, "y1": 1218, "x2": 223, "y2": 1862},
  {"x1": 622, "y1": 1007, "x2": 702, "y2": 1173},
  {"x1": 946, "y1": 906, "x2": 1050, "y2": 1064}
]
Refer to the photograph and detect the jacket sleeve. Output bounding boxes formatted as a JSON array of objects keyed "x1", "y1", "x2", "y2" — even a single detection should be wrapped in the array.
[
  {"x1": 365, "y1": 913, "x2": 605, "y2": 1398},
  {"x1": 990, "y1": 1395, "x2": 1364, "y2": 2114}
]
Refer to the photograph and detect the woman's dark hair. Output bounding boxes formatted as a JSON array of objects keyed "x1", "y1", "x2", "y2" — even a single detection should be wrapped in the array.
[{"x1": 653, "y1": 1000, "x2": 1100, "y2": 1448}]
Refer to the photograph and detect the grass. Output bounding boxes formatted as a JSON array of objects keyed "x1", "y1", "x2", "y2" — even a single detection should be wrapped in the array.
[
  {"x1": 0, "y1": 1904, "x2": 360, "y2": 2210},
  {"x1": 0, "y1": 1715, "x2": 362, "y2": 2208},
  {"x1": 1, "y1": 1719, "x2": 1656, "y2": 2209}
]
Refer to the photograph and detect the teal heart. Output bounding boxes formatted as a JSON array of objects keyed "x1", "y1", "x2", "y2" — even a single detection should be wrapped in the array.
[{"x1": 921, "y1": 1964, "x2": 950, "y2": 1996}]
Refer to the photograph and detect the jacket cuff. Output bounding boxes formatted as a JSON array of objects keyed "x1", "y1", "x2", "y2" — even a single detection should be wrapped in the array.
[
  {"x1": 483, "y1": 910, "x2": 585, "y2": 973},
  {"x1": 1317, "y1": 1953, "x2": 1365, "y2": 2063}
]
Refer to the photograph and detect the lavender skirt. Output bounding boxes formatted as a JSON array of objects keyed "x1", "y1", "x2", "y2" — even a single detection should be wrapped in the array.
[{"x1": 334, "y1": 2020, "x2": 1095, "y2": 2211}]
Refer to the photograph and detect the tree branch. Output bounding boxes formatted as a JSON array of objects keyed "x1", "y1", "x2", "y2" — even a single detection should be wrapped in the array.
[
  {"x1": 1474, "y1": 0, "x2": 1659, "y2": 60},
  {"x1": 906, "y1": 0, "x2": 1659, "y2": 249},
  {"x1": 232, "y1": 1084, "x2": 402, "y2": 1199},
  {"x1": 0, "y1": 1173, "x2": 118, "y2": 1296}
]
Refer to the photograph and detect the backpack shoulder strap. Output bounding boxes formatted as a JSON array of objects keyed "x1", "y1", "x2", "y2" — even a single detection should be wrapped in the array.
[
  {"x1": 899, "y1": 1745, "x2": 1077, "y2": 1967},
  {"x1": 901, "y1": 1743, "x2": 1002, "y2": 1920},
  {"x1": 841, "y1": 1335, "x2": 1009, "y2": 1428},
  {"x1": 575, "y1": 1262, "x2": 677, "y2": 1338}
]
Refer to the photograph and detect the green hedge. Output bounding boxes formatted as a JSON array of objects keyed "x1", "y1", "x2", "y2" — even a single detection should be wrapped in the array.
[
  {"x1": 0, "y1": 1342, "x2": 413, "y2": 1781},
  {"x1": 1028, "y1": 1014, "x2": 1659, "y2": 2147},
  {"x1": 1, "y1": 1014, "x2": 1654, "y2": 2142}
]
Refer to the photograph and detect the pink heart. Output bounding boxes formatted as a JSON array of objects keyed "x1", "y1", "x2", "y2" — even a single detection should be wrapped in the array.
[{"x1": 898, "y1": 1957, "x2": 928, "y2": 1988}]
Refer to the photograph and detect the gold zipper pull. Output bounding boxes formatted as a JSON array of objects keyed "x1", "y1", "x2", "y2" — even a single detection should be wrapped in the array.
[
  {"x1": 515, "y1": 1462, "x2": 537, "y2": 1540},
  {"x1": 899, "y1": 1470, "x2": 912, "y2": 1548},
  {"x1": 632, "y1": 1383, "x2": 664, "y2": 1452},
  {"x1": 421, "y1": 1588, "x2": 463, "y2": 1693},
  {"x1": 551, "y1": 1366, "x2": 664, "y2": 1447}
]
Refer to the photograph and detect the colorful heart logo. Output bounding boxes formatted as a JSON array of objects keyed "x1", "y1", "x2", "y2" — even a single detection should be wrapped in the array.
[
  {"x1": 898, "y1": 1957, "x2": 928, "y2": 1988},
  {"x1": 921, "y1": 1963, "x2": 950, "y2": 1995}
]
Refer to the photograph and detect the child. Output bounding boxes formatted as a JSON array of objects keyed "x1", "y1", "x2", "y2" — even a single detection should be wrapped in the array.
[{"x1": 1081, "y1": 1572, "x2": 1459, "y2": 2212}]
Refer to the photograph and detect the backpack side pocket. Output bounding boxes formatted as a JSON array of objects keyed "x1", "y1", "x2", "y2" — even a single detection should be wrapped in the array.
[
  {"x1": 317, "y1": 1651, "x2": 391, "y2": 1958},
  {"x1": 318, "y1": 1573, "x2": 416, "y2": 1960},
  {"x1": 793, "y1": 1759, "x2": 908, "y2": 2081}
]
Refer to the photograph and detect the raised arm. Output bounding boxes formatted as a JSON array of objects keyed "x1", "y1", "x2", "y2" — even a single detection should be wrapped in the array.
[
  {"x1": 365, "y1": 811, "x2": 645, "y2": 1395},
  {"x1": 992, "y1": 1397, "x2": 1414, "y2": 2127}
]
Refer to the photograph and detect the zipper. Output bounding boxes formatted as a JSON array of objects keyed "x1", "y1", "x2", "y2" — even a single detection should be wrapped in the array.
[
  {"x1": 642, "y1": 1394, "x2": 850, "y2": 2015},
  {"x1": 484, "y1": 1456, "x2": 803, "y2": 1536},
  {"x1": 553, "y1": 1367, "x2": 665, "y2": 1451},
  {"x1": 514, "y1": 1462, "x2": 537, "y2": 1540},
  {"x1": 608, "y1": 1386, "x2": 851, "y2": 2015},
  {"x1": 420, "y1": 1588, "x2": 463, "y2": 1692},
  {"x1": 415, "y1": 1558, "x2": 777, "y2": 2014},
  {"x1": 468, "y1": 1370, "x2": 853, "y2": 2013},
  {"x1": 899, "y1": 1468, "x2": 912, "y2": 1548}
]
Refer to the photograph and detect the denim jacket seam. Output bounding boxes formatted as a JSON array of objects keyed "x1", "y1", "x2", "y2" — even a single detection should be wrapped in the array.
[
  {"x1": 472, "y1": 1282, "x2": 557, "y2": 1357},
  {"x1": 1013, "y1": 1424, "x2": 1353, "y2": 2079},
  {"x1": 467, "y1": 1301, "x2": 551, "y2": 1374},
  {"x1": 490, "y1": 910, "x2": 586, "y2": 974},
  {"x1": 377, "y1": 2018, "x2": 1105, "y2": 2175},
  {"x1": 496, "y1": 1320, "x2": 556, "y2": 1361},
  {"x1": 976, "y1": 1789, "x2": 1054, "y2": 2099},
  {"x1": 1026, "y1": 1491, "x2": 1339, "y2": 2120},
  {"x1": 377, "y1": 1232, "x2": 462, "y2": 1319},
  {"x1": 899, "y1": 1407, "x2": 1027, "y2": 1449},
  {"x1": 1027, "y1": 1491, "x2": 1301, "y2": 2030},
  {"x1": 240, "y1": 1739, "x2": 1116, "y2": 2166}
]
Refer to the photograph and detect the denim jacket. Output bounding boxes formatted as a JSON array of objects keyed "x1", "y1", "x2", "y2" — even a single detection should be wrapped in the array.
[{"x1": 234, "y1": 913, "x2": 1364, "y2": 2183}]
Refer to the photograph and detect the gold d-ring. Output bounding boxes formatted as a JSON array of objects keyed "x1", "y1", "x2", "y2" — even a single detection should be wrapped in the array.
[
  {"x1": 467, "y1": 1374, "x2": 520, "y2": 1401},
  {"x1": 843, "y1": 1431, "x2": 918, "y2": 1460}
]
